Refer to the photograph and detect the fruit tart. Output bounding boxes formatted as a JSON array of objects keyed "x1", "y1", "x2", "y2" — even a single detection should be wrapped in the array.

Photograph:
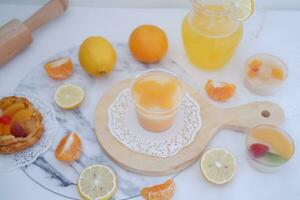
[{"x1": 0, "y1": 96, "x2": 44, "y2": 154}]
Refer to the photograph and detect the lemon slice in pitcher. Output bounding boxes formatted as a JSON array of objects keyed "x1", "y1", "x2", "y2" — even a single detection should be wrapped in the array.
[
  {"x1": 200, "y1": 148, "x2": 236, "y2": 184},
  {"x1": 55, "y1": 84, "x2": 85, "y2": 110},
  {"x1": 223, "y1": 0, "x2": 254, "y2": 21},
  {"x1": 77, "y1": 165, "x2": 117, "y2": 200}
]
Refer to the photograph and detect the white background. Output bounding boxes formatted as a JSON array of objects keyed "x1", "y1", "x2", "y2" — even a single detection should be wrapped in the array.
[{"x1": 0, "y1": 0, "x2": 300, "y2": 10}]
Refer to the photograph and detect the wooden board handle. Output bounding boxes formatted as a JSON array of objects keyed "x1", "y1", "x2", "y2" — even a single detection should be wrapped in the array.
[
  {"x1": 25, "y1": 0, "x2": 69, "y2": 32},
  {"x1": 218, "y1": 101, "x2": 284, "y2": 132}
]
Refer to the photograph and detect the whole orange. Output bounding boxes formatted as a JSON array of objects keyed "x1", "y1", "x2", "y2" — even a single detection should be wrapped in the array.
[{"x1": 129, "y1": 25, "x2": 168, "y2": 63}]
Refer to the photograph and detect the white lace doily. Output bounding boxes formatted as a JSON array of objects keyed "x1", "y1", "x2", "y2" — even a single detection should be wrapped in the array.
[
  {"x1": 0, "y1": 93, "x2": 57, "y2": 172},
  {"x1": 108, "y1": 89, "x2": 202, "y2": 157}
]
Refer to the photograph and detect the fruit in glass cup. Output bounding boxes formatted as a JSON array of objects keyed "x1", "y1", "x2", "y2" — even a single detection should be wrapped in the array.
[
  {"x1": 244, "y1": 53, "x2": 288, "y2": 96},
  {"x1": 131, "y1": 69, "x2": 184, "y2": 132},
  {"x1": 246, "y1": 125, "x2": 294, "y2": 173}
]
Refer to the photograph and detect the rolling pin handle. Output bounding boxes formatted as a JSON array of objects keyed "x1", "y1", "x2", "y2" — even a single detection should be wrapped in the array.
[{"x1": 24, "y1": 0, "x2": 69, "y2": 32}]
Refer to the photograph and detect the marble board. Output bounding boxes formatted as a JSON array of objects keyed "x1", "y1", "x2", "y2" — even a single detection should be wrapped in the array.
[{"x1": 15, "y1": 42, "x2": 300, "y2": 199}]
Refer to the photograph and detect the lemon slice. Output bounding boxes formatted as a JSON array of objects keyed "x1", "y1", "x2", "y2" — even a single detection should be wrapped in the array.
[
  {"x1": 223, "y1": 0, "x2": 254, "y2": 21},
  {"x1": 55, "y1": 84, "x2": 85, "y2": 110},
  {"x1": 200, "y1": 148, "x2": 236, "y2": 184},
  {"x1": 77, "y1": 165, "x2": 117, "y2": 200}
]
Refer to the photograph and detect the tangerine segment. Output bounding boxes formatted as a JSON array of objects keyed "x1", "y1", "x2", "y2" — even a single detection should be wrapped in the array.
[
  {"x1": 271, "y1": 68, "x2": 284, "y2": 80},
  {"x1": 205, "y1": 80, "x2": 236, "y2": 102},
  {"x1": 55, "y1": 131, "x2": 82, "y2": 162},
  {"x1": 141, "y1": 179, "x2": 175, "y2": 200},
  {"x1": 44, "y1": 57, "x2": 73, "y2": 80},
  {"x1": 252, "y1": 127, "x2": 293, "y2": 159},
  {"x1": 133, "y1": 79, "x2": 177, "y2": 110},
  {"x1": 247, "y1": 59, "x2": 262, "y2": 78}
]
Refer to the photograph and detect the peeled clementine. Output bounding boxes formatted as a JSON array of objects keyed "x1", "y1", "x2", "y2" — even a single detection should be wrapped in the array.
[
  {"x1": 44, "y1": 57, "x2": 73, "y2": 80},
  {"x1": 205, "y1": 80, "x2": 236, "y2": 102},
  {"x1": 55, "y1": 131, "x2": 81, "y2": 162},
  {"x1": 129, "y1": 25, "x2": 168, "y2": 64},
  {"x1": 141, "y1": 179, "x2": 175, "y2": 200}
]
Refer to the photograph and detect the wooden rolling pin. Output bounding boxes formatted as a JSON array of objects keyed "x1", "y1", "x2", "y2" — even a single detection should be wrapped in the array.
[{"x1": 0, "y1": 0, "x2": 69, "y2": 66}]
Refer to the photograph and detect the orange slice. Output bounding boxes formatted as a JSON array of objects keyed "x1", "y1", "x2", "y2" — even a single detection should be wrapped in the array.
[
  {"x1": 0, "y1": 124, "x2": 10, "y2": 136},
  {"x1": 0, "y1": 99, "x2": 15, "y2": 110},
  {"x1": 252, "y1": 127, "x2": 294, "y2": 159},
  {"x1": 12, "y1": 108, "x2": 34, "y2": 123},
  {"x1": 141, "y1": 179, "x2": 175, "y2": 200},
  {"x1": 223, "y1": 0, "x2": 254, "y2": 21},
  {"x1": 205, "y1": 80, "x2": 236, "y2": 102},
  {"x1": 44, "y1": 57, "x2": 73, "y2": 80},
  {"x1": 2, "y1": 124, "x2": 11, "y2": 136},
  {"x1": 0, "y1": 124, "x2": 4, "y2": 136},
  {"x1": 55, "y1": 131, "x2": 82, "y2": 162},
  {"x1": 3, "y1": 102, "x2": 26, "y2": 116},
  {"x1": 271, "y1": 68, "x2": 284, "y2": 80}
]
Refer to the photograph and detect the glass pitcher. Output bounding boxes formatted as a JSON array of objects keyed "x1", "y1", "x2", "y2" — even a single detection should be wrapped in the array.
[{"x1": 182, "y1": 0, "x2": 243, "y2": 70}]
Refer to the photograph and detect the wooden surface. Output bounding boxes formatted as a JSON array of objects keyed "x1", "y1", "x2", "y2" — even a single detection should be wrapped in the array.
[
  {"x1": 94, "y1": 79, "x2": 285, "y2": 176},
  {"x1": 25, "y1": 0, "x2": 69, "y2": 32},
  {"x1": 0, "y1": 19, "x2": 32, "y2": 66},
  {"x1": 0, "y1": 0, "x2": 68, "y2": 66}
]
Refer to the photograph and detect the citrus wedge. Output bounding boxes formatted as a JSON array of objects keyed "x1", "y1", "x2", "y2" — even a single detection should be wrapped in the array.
[
  {"x1": 55, "y1": 84, "x2": 85, "y2": 110},
  {"x1": 77, "y1": 165, "x2": 117, "y2": 200},
  {"x1": 55, "y1": 131, "x2": 82, "y2": 162},
  {"x1": 141, "y1": 179, "x2": 175, "y2": 200},
  {"x1": 205, "y1": 80, "x2": 236, "y2": 102},
  {"x1": 44, "y1": 57, "x2": 73, "y2": 80},
  {"x1": 223, "y1": 0, "x2": 254, "y2": 21},
  {"x1": 200, "y1": 148, "x2": 236, "y2": 184}
]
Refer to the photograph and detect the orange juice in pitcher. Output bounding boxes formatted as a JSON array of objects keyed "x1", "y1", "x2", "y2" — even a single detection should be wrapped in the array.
[{"x1": 182, "y1": 0, "x2": 244, "y2": 70}]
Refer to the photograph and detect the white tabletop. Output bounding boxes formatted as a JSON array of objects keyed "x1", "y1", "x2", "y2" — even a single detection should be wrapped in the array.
[{"x1": 0, "y1": 4, "x2": 300, "y2": 200}]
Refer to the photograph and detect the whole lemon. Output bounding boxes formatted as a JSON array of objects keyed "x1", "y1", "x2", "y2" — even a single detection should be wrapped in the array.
[
  {"x1": 79, "y1": 36, "x2": 116, "y2": 77},
  {"x1": 129, "y1": 25, "x2": 168, "y2": 64}
]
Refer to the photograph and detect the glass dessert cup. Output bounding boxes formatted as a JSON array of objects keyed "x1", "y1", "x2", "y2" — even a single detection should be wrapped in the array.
[
  {"x1": 244, "y1": 53, "x2": 288, "y2": 96},
  {"x1": 246, "y1": 125, "x2": 295, "y2": 173},
  {"x1": 181, "y1": 0, "x2": 243, "y2": 70},
  {"x1": 131, "y1": 69, "x2": 184, "y2": 132}
]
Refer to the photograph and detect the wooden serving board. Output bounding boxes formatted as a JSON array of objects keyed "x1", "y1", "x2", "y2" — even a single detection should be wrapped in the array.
[{"x1": 94, "y1": 79, "x2": 284, "y2": 176}]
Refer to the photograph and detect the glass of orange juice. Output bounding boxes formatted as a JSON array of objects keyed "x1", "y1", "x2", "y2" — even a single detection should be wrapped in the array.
[
  {"x1": 182, "y1": 0, "x2": 243, "y2": 70},
  {"x1": 131, "y1": 69, "x2": 184, "y2": 132}
]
